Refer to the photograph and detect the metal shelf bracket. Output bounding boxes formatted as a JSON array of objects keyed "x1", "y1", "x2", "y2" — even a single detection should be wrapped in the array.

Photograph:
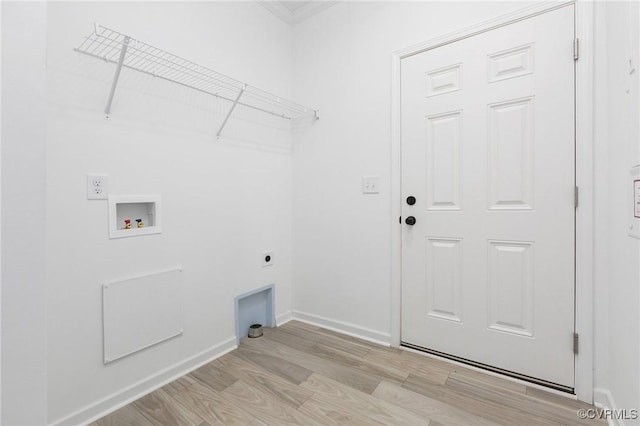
[
  {"x1": 216, "y1": 85, "x2": 246, "y2": 139},
  {"x1": 104, "y1": 35, "x2": 130, "y2": 119}
]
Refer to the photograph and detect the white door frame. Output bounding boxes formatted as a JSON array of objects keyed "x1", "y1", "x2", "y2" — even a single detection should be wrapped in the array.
[{"x1": 390, "y1": 0, "x2": 594, "y2": 403}]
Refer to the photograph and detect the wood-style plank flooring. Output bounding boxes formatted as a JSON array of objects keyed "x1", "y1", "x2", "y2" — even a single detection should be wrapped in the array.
[{"x1": 92, "y1": 321, "x2": 603, "y2": 425}]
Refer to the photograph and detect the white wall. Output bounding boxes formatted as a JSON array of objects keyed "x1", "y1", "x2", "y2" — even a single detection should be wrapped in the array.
[
  {"x1": 1, "y1": 2, "x2": 48, "y2": 425},
  {"x1": 44, "y1": 2, "x2": 296, "y2": 424},
  {"x1": 593, "y1": 0, "x2": 640, "y2": 418},
  {"x1": 2, "y1": 1, "x2": 638, "y2": 423},
  {"x1": 291, "y1": 1, "x2": 536, "y2": 343},
  {"x1": 1, "y1": 2, "x2": 3, "y2": 421}
]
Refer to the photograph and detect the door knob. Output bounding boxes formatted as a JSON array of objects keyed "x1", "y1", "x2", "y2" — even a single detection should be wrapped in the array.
[
  {"x1": 405, "y1": 216, "x2": 416, "y2": 225},
  {"x1": 406, "y1": 196, "x2": 416, "y2": 205}
]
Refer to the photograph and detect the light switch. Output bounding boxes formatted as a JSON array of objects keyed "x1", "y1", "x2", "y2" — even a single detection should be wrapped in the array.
[{"x1": 362, "y1": 176, "x2": 380, "y2": 194}]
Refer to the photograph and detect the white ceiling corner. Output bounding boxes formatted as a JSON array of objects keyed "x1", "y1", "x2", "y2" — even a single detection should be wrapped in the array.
[{"x1": 257, "y1": 1, "x2": 339, "y2": 25}]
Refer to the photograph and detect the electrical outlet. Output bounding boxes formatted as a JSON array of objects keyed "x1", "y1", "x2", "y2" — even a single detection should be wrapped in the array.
[
  {"x1": 262, "y1": 251, "x2": 274, "y2": 267},
  {"x1": 87, "y1": 174, "x2": 108, "y2": 200},
  {"x1": 362, "y1": 176, "x2": 380, "y2": 194}
]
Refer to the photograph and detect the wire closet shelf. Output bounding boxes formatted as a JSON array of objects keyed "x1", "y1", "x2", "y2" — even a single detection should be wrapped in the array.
[{"x1": 74, "y1": 24, "x2": 319, "y2": 138}]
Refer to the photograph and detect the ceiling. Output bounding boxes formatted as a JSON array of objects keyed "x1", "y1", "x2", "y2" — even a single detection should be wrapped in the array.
[
  {"x1": 258, "y1": 1, "x2": 339, "y2": 25},
  {"x1": 280, "y1": 1, "x2": 313, "y2": 13}
]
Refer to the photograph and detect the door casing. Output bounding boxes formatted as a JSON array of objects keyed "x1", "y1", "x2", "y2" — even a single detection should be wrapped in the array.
[{"x1": 389, "y1": 0, "x2": 595, "y2": 403}]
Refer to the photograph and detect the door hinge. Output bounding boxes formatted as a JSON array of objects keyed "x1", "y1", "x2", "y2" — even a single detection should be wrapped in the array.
[
  {"x1": 574, "y1": 186, "x2": 579, "y2": 208},
  {"x1": 574, "y1": 38, "x2": 580, "y2": 61},
  {"x1": 573, "y1": 332, "x2": 579, "y2": 355}
]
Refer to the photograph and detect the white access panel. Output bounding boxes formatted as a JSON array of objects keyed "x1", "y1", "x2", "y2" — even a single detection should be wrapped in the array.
[{"x1": 103, "y1": 267, "x2": 183, "y2": 364}]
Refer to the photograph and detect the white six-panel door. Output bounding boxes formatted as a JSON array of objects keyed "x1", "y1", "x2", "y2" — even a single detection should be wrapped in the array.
[{"x1": 401, "y1": 5, "x2": 576, "y2": 388}]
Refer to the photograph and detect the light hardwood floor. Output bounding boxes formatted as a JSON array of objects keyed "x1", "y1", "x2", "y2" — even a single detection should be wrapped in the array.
[{"x1": 91, "y1": 321, "x2": 603, "y2": 425}]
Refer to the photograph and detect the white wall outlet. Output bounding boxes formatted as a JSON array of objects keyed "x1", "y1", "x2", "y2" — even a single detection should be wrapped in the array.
[
  {"x1": 362, "y1": 176, "x2": 380, "y2": 194},
  {"x1": 87, "y1": 174, "x2": 108, "y2": 200},
  {"x1": 262, "y1": 251, "x2": 274, "y2": 267}
]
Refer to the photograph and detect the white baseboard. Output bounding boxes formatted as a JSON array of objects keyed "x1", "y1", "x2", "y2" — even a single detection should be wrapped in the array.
[
  {"x1": 594, "y1": 388, "x2": 622, "y2": 426},
  {"x1": 52, "y1": 337, "x2": 237, "y2": 426},
  {"x1": 290, "y1": 310, "x2": 391, "y2": 347},
  {"x1": 276, "y1": 310, "x2": 293, "y2": 326}
]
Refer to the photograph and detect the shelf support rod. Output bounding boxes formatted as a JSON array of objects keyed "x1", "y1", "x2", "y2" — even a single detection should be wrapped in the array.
[
  {"x1": 216, "y1": 85, "x2": 246, "y2": 139},
  {"x1": 104, "y1": 36, "x2": 130, "y2": 119}
]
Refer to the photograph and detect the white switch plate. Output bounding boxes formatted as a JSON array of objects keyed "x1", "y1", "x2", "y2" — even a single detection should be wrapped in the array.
[
  {"x1": 87, "y1": 174, "x2": 108, "y2": 200},
  {"x1": 362, "y1": 176, "x2": 380, "y2": 194},
  {"x1": 262, "y1": 251, "x2": 274, "y2": 267}
]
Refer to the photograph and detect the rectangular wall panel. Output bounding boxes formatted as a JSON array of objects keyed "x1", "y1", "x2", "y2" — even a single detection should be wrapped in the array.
[
  {"x1": 488, "y1": 44, "x2": 534, "y2": 83},
  {"x1": 103, "y1": 267, "x2": 183, "y2": 364},
  {"x1": 425, "y1": 64, "x2": 462, "y2": 97},
  {"x1": 425, "y1": 237, "x2": 462, "y2": 322},
  {"x1": 487, "y1": 241, "x2": 534, "y2": 337},
  {"x1": 426, "y1": 111, "x2": 462, "y2": 210},
  {"x1": 488, "y1": 97, "x2": 534, "y2": 210}
]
